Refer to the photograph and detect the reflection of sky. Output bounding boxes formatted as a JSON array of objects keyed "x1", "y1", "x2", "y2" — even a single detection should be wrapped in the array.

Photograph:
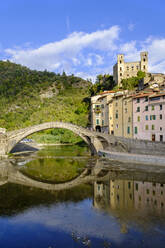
[
  {"x1": 8, "y1": 199, "x2": 125, "y2": 244},
  {"x1": 0, "y1": 199, "x2": 164, "y2": 247}
]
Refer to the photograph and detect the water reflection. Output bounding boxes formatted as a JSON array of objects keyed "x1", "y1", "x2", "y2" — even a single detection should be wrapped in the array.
[
  {"x1": 94, "y1": 177, "x2": 165, "y2": 231},
  {"x1": 0, "y1": 152, "x2": 165, "y2": 247}
]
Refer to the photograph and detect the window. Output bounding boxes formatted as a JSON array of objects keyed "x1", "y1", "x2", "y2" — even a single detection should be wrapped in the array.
[
  {"x1": 115, "y1": 102, "x2": 118, "y2": 106},
  {"x1": 102, "y1": 120, "x2": 104, "y2": 125},
  {"x1": 136, "y1": 66, "x2": 139, "y2": 70},
  {"x1": 152, "y1": 105, "x2": 155, "y2": 110},
  {"x1": 160, "y1": 127, "x2": 162, "y2": 131},
  {"x1": 160, "y1": 104, "x2": 162, "y2": 110},
  {"x1": 160, "y1": 114, "x2": 162, "y2": 120},
  {"x1": 120, "y1": 73, "x2": 122, "y2": 76},
  {"x1": 145, "y1": 97, "x2": 148, "y2": 102},
  {"x1": 145, "y1": 106, "x2": 148, "y2": 111},
  {"x1": 125, "y1": 101, "x2": 127, "y2": 105},
  {"x1": 143, "y1": 58, "x2": 146, "y2": 62},
  {"x1": 120, "y1": 67, "x2": 122, "y2": 71},
  {"x1": 125, "y1": 108, "x2": 127, "y2": 113},
  {"x1": 132, "y1": 66, "x2": 134, "y2": 70},
  {"x1": 152, "y1": 125, "x2": 155, "y2": 130},
  {"x1": 145, "y1": 115, "x2": 148, "y2": 121},
  {"x1": 135, "y1": 183, "x2": 138, "y2": 191},
  {"x1": 137, "y1": 98, "x2": 140, "y2": 103},
  {"x1": 128, "y1": 117, "x2": 131, "y2": 122},
  {"x1": 127, "y1": 66, "x2": 129, "y2": 70},
  {"x1": 101, "y1": 112, "x2": 104, "y2": 117},
  {"x1": 127, "y1": 126, "x2": 130, "y2": 134},
  {"x1": 120, "y1": 60, "x2": 122, "y2": 64},
  {"x1": 116, "y1": 124, "x2": 119, "y2": 129},
  {"x1": 146, "y1": 189, "x2": 150, "y2": 194},
  {"x1": 143, "y1": 65, "x2": 146, "y2": 69},
  {"x1": 137, "y1": 116, "x2": 140, "y2": 122},
  {"x1": 127, "y1": 74, "x2": 129, "y2": 77},
  {"x1": 101, "y1": 104, "x2": 104, "y2": 108},
  {"x1": 137, "y1": 107, "x2": 140, "y2": 112},
  {"x1": 145, "y1": 125, "x2": 149, "y2": 130},
  {"x1": 160, "y1": 135, "x2": 163, "y2": 142},
  {"x1": 128, "y1": 182, "x2": 131, "y2": 189},
  {"x1": 150, "y1": 115, "x2": 152, "y2": 120},
  {"x1": 96, "y1": 119, "x2": 99, "y2": 125},
  {"x1": 135, "y1": 126, "x2": 138, "y2": 134},
  {"x1": 153, "y1": 115, "x2": 156, "y2": 120},
  {"x1": 116, "y1": 113, "x2": 118, "y2": 119}
]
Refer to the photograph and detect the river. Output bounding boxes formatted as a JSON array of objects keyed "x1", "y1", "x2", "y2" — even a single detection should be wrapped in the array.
[{"x1": 0, "y1": 144, "x2": 165, "y2": 248}]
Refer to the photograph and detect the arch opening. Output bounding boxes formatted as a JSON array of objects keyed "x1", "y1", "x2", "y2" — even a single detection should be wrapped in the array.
[{"x1": 8, "y1": 122, "x2": 99, "y2": 155}]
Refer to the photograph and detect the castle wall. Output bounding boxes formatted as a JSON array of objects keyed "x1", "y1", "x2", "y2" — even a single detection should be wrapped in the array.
[{"x1": 113, "y1": 52, "x2": 148, "y2": 87}]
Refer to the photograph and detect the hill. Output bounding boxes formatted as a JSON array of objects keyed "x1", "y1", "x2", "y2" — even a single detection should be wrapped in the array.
[{"x1": 0, "y1": 61, "x2": 92, "y2": 143}]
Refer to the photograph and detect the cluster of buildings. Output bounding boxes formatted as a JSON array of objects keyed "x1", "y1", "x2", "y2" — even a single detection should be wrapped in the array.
[{"x1": 91, "y1": 52, "x2": 165, "y2": 142}]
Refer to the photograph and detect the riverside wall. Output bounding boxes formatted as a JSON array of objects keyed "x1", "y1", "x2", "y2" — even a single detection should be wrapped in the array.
[{"x1": 98, "y1": 150, "x2": 165, "y2": 167}]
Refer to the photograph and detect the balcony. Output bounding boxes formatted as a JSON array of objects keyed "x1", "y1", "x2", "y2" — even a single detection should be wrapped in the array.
[{"x1": 94, "y1": 107, "x2": 101, "y2": 114}]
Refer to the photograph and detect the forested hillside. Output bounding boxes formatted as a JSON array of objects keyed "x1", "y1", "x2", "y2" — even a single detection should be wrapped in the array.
[{"x1": 0, "y1": 61, "x2": 92, "y2": 143}]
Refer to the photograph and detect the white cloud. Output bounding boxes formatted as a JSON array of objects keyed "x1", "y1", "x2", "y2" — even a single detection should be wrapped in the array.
[
  {"x1": 3, "y1": 25, "x2": 165, "y2": 79},
  {"x1": 10, "y1": 203, "x2": 125, "y2": 244},
  {"x1": 5, "y1": 25, "x2": 120, "y2": 74}
]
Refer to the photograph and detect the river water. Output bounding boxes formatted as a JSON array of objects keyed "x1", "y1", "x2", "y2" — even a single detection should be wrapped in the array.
[{"x1": 0, "y1": 144, "x2": 165, "y2": 248}]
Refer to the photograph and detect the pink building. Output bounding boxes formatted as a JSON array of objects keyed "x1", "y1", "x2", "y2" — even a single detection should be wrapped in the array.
[{"x1": 133, "y1": 92, "x2": 165, "y2": 142}]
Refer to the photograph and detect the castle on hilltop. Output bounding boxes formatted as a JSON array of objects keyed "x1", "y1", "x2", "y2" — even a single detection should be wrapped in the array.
[{"x1": 113, "y1": 52, "x2": 148, "y2": 87}]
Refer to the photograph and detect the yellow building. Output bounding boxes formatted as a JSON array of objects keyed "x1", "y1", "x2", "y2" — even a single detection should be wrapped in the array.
[
  {"x1": 123, "y1": 95, "x2": 133, "y2": 138},
  {"x1": 112, "y1": 93, "x2": 124, "y2": 137},
  {"x1": 108, "y1": 91, "x2": 133, "y2": 138},
  {"x1": 91, "y1": 90, "x2": 133, "y2": 138},
  {"x1": 91, "y1": 91, "x2": 115, "y2": 133}
]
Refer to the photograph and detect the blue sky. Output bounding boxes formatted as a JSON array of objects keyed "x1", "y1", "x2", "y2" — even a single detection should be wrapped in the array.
[{"x1": 0, "y1": 0, "x2": 165, "y2": 81}]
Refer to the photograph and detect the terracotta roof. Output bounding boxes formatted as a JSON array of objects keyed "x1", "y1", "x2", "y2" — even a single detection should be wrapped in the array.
[
  {"x1": 132, "y1": 92, "x2": 153, "y2": 99},
  {"x1": 99, "y1": 90, "x2": 116, "y2": 95},
  {"x1": 149, "y1": 92, "x2": 165, "y2": 98}
]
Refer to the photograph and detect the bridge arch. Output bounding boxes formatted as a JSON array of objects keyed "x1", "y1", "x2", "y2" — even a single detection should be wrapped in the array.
[{"x1": 7, "y1": 122, "x2": 104, "y2": 155}]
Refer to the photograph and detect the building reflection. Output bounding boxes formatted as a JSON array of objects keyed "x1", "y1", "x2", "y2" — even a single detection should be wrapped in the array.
[{"x1": 94, "y1": 176, "x2": 165, "y2": 229}]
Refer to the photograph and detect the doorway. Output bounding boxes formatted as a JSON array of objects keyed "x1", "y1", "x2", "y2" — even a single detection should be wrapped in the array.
[{"x1": 152, "y1": 134, "x2": 155, "y2": 141}]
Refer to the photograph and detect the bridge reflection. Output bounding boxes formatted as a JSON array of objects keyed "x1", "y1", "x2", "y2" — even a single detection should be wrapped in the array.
[{"x1": 0, "y1": 158, "x2": 165, "y2": 228}]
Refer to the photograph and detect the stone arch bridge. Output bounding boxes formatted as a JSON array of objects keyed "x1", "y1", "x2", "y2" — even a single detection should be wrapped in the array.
[
  {"x1": 1, "y1": 122, "x2": 165, "y2": 157},
  {"x1": 0, "y1": 122, "x2": 110, "y2": 156}
]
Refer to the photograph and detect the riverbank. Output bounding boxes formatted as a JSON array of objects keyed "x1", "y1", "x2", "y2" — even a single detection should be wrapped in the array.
[
  {"x1": 98, "y1": 150, "x2": 165, "y2": 167},
  {"x1": 11, "y1": 142, "x2": 77, "y2": 154}
]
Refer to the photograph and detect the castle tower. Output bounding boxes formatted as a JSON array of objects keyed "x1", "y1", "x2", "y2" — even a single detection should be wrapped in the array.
[
  {"x1": 117, "y1": 54, "x2": 125, "y2": 87},
  {"x1": 140, "y1": 52, "x2": 148, "y2": 73}
]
